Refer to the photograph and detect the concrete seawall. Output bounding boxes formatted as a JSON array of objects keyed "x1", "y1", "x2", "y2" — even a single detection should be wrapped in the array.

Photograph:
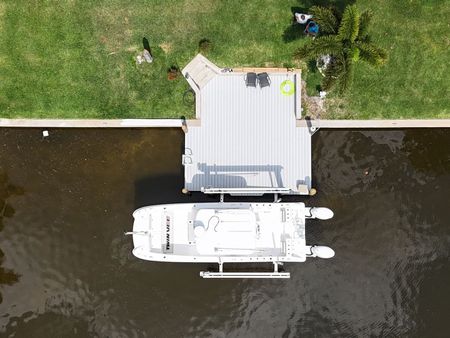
[
  {"x1": 1, "y1": 118, "x2": 449, "y2": 128},
  {"x1": 0, "y1": 119, "x2": 183, "y2": 128},
  {"x1": 297, "y1": 119, "x2": 450, "y2": 128}
]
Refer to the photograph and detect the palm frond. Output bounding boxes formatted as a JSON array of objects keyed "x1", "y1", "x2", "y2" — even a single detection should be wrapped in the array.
[
  {"x1": 321, "y1": 62, "x2": 339, "y2": 91},
  {"x1": 293, "y1": 4, "x2": 387, "y2": 93},
  {"x1": 358, "y1": 10, "x2": 373, "y2": 38},
  {"x1": 295, "y1": 36, "x2": 342, "y2": 60},
  {"x1": 338, "y1": 5, "x2": 360, "y2": 43},
  {"x1": 321, "y1": 55, "x2": 345, "y2": 91},
  {"x1": 335, "y1": 56, "x2": 354, "y2": 93},
  {"x1": 309, "y1": 6, "x2": 339, "y2": 34},
  {"x1": 356, "y1": 41, "x2": 388, "y2": 66}
]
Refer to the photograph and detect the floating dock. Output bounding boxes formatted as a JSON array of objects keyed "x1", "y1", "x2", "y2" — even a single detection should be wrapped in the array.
[{"x1": 182, "y1": 54, "x2": 312, "y2": 196}]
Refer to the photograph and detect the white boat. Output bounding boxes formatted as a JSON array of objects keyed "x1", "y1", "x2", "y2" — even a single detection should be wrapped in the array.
[{"x1": 127, "y1": 202, "x2": 334, "y2": 278}]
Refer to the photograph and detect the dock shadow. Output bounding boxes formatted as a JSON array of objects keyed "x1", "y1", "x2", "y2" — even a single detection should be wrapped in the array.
[{"x1": 192, "y1": 163, "x2": 285, "y2": 190}]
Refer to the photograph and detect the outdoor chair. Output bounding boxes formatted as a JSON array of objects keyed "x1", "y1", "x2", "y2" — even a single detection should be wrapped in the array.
[
  {"x1": 245, "y1": 72, "x2": 257, "y2": 87},
  {"x1": 257, "y1": 72, "x2": 271, "y2": 88},
  {"x1": 304, "y1": 21, "x2": 319, "y2": 37}
]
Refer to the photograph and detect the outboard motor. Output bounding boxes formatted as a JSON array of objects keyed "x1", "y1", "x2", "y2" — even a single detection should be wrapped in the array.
[
  {"x1": 310, "y1": 245, "x2": 335, "y2": 259},
  {"x1": 310, "y1": 207, "x2": 334, "y2": 220}
]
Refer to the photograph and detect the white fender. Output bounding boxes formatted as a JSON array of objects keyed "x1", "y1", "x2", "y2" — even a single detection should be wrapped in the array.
[
  {"x1": 310, "y1": 207, "x2": 334, "y2": 220},
  {"x1": 310, "y1": 245, "x2": 335, "y2": 259}
]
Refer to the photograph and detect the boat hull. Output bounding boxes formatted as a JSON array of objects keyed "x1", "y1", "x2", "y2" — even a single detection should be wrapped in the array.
[{"x1": 132, "y1": 202, "x2": 309, "y2": 264}]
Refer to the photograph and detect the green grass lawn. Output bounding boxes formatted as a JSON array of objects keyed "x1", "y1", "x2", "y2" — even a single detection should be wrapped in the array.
[
  {"x1": 330, "y1": 0, "x2": 450, "y2": 119},
  {"x1": 0, "y1": 0, "x2": 449, "y2": 119}
]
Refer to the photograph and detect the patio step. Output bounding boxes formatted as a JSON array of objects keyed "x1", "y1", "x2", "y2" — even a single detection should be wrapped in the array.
[{"x1": 182, "y1": 54, "x2": 220, "y2": 90}]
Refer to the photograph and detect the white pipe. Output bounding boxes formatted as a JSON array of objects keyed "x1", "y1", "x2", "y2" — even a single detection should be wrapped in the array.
[
  {"x1": 124, "y1": 231, "x2": 148, "y2": 236},
  {"x1": 200, "y1": 272, "x2": 290, "y2": 279}
]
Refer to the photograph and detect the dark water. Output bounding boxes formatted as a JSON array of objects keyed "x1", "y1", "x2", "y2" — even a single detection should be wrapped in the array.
[{"x1": 0, "y1": 128, "x2": 449, "y2": 337}]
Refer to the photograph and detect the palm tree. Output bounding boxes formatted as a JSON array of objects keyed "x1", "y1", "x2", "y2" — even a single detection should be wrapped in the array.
[{"x1": 295, "y1": 5, "x2": 387, "y2": 93}]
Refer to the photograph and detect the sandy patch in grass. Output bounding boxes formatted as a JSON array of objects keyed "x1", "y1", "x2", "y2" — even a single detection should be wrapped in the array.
[
  {"x1": 182, "y1": 0, "x2": 218, "y2": 14},
  {"x1": 323, "y1": 97, "x2": 349, "y2": 119},
  {"x1": 23, "y1": 51, "x2": 41, "y2": 65},
  {"x1": 264, "y1": 61, "x2": 276, "y2": 67},
  {"x1": 159, "y1": 42, "x2": 172, "y2": 54},
  {"x1": 94, "y1": 7, "x2": 134, "y2": 53},
  {"x1": 170, "y1": 0, "x2": 219, "y2": 37},
  {"x1": 126, "y1": 46, "x2": 139, "y2": 52},
  {"x1": 108, "y1": 63, "x2": 128, "y2": 90}
]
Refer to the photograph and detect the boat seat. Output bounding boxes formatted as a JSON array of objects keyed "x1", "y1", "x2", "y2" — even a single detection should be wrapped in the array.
[
  {"x1": 194, "y1": 208, "x2": 258, "y2": 254},
  {"x1": 214, "y1": 220, "x2": 255, "y2": 233}
]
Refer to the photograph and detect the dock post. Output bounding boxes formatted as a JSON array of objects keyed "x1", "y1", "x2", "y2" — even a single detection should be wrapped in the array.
[
  {"x1": 181, "y1": 117, "x2": 188, "y2": 133},
  {"x1": 220, "y1": 193, "x2": 224, "y2": 203},
  {"x1": 309, "y1": 188, "x2": 317, "y2": 196}
]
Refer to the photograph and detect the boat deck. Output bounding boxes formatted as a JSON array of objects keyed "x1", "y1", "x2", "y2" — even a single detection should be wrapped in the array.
[{"x1": 132, "y1": 203, "x2": 307, "y2": 263}]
